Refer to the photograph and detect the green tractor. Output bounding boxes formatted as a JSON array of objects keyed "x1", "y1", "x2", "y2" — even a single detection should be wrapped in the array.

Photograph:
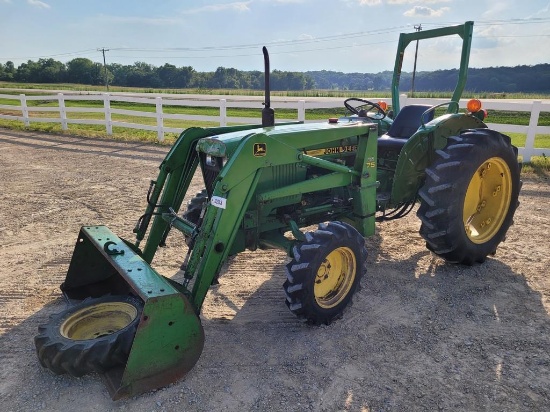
[{"x1": 35, "y1": 21, "x2": 521, "y2": 399}]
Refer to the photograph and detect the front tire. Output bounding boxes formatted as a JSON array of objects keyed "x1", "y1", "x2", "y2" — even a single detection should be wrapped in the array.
[
  {"x1": 35, "y1": 294, "x2": 143, "y2": 377},
  {"x1": 183, "y1": 189, "x2": 208, "y2": 226},
  {"x1": 417, "y1": 129, "x2": 520, "y2": 264},
  {"x1": 284, "y1": 221, "x2": 367, "y2": 325}
]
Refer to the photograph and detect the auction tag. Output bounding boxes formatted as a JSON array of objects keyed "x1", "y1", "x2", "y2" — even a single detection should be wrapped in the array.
[{"x1": 210, "y1": 196, "x2": 227, "y2": 209}]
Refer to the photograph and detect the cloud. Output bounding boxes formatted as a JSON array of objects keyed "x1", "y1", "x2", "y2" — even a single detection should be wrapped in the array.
[
  {"x1": 1, "y1": 0, "x2": 13, "y2": 4},
  {"x1": 182, "y1": 1, "x2": 253, "y2": 14},
  {"x1": 527, "y1": 1, "x2": 550, "y2": 18},
  {"x1": 480, "y1": 2, "x2": 510, "y2": 18},
  {"x1": 354, "y1": 0, "x2": 382, "y2": 5},
  {"x1": 389, "y1": 0, "x2": 450, "y2": 4},
  {"x1": 270, "y1": 0, "x2": 307, "y2": 3},
  {"x1": 404, "y1": 6, "x2": 449, "y2": 17},
  {"x1": 27, "y1": 0, "x2": 50, "y2": 9},
  {"x1": 351, "y1": 0, "x2": 450, "y2": 5},
  {"x1": 474, "y1": 25, "x2": 512, "y2": 50},
  {"x1": 97, "y1": 14, "x2": 183, "y2": 26}
]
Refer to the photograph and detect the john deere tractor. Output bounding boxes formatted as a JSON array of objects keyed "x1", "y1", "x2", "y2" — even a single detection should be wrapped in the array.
[{"x1": 35, "y1": 21, "x2": 521, "y2": 399}]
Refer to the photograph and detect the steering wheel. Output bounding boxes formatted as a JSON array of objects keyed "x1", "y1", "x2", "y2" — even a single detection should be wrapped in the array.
[{"x1": 344, "y1": 98, "x2": 387, "y2": 120}]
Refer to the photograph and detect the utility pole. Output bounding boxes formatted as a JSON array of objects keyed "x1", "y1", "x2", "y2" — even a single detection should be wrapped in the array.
[
  {"x1": 411, "y1": 24, "x2": 422, "y2": 97},
  {"x1": 98, "y1": 48, "x2": 110, "y2": 91}
]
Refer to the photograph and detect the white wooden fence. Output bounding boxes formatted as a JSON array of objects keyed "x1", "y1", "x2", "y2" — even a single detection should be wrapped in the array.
[{"x1": 0, "y1": 92, "x2": 548, "y2": 161}]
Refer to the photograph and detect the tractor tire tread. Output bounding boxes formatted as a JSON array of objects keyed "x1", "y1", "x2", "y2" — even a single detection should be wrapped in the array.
[
  {"x1": 182, "y1": 189, "x2": 208, "y2": 226},
  {"x1": 283, "y1": 221, "x2": 367, "y2": 325},
  {"x1": 416, "y1": 128, "x2": 520, "y2": 265},
  {"x1": 34, "y1": 295, "x2": 143, "y2": 377}
]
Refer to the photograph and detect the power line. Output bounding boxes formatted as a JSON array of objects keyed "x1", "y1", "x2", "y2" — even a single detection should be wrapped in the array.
[
  {"x1": 2, "y1": 17, "x2": 549, "y2": 62},
  {"x1": 107, "y1": 25, "x2": 411, "y2": 53},
  {"x1": 1, "y1": 49, "x2": 98, "y2": 60},
  {"x1": 0, "y1": 26, "x2": 409, "y2": 61},
  {"x1": 421, "y1": 17, "x2": 550, "y2": 28},
  {"x1": 107, "y1": 39, "x2": 397, "y2": 60}
]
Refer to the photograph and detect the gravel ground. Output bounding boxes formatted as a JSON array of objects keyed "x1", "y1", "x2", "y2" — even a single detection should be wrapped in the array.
[{"x1": 0, "y1": 128, "x2": 549, "y2": 412}]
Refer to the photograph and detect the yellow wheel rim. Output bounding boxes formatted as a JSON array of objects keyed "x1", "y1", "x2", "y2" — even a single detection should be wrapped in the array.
[
  {"x1": 463, "y1": 157, "x2": 512, "y2": 244},
  {"x1": 314, "y1": 247, "x2": 356, "y2": 309},
  {"x1": 60, "y1": 302, "x2": 138, "y2": 340}
]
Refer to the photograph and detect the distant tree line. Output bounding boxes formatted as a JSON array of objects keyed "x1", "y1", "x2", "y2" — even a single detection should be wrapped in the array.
[
  {"x1": 0, "y1": 57, "x2": 548, "y2": 93},
  {"x1": 306, "y1": 64, "x2": 550, "y2": 93},
  {"x1": 0, "y1": 58, "x2": 313, "y2": 91}
]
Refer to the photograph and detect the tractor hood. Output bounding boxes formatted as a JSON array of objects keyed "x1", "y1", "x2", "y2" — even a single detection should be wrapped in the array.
[{"x1": 196, "y1": 120, "x2": 374, "y2": 158}]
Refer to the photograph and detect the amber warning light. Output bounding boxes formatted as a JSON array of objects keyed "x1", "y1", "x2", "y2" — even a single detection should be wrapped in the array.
[
  {"x1": 378, "y1": 101, "x2": 388, "y2": 111},
  {"x1": 467, "y1": 99, "x2": 482, "y2": 112},
  {"x1": 466, "y1": 98, "x2": 487, "y2": 119}
]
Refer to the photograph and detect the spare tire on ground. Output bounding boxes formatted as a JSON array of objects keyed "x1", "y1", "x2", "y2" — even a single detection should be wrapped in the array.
[{"x1": 34, "y1": 294, "x2": 143, "y2": 377}]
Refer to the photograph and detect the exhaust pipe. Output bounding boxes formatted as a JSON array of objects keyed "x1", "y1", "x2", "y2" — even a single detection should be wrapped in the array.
[{"x1": 262, "y1": 46, "x2": 275, "y2": 127}]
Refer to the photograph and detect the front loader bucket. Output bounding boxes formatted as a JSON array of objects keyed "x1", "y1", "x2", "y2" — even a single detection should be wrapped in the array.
[{"x1": 61, "y1": 225, "x2": 205, "y2": 400}]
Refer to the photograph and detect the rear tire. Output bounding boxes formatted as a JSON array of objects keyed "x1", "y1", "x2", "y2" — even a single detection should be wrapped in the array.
[
  {"x1": 35, "y1": 294, "x2": 143, "y2": 377},
  {"x1": 417, "y1": 129, "x2": 520, "y2": 264},
  {"x1": 284, "y1": 221, "x2": 367, "y2": 325}
]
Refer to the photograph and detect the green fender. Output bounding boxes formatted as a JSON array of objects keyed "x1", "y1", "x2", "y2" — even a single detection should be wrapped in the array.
[{"x1": 390, "y1": 113, "x2": 487, "y2": 205}]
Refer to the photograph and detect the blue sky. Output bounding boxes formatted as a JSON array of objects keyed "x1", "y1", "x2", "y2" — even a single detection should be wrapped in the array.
[{"x1": 1, "y1": 0, "x2": 549, "y2": 73}]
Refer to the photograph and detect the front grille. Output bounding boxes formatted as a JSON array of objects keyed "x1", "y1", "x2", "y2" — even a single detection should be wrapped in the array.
[{"x1": 200, "y1": 153, "x2": 224, "y2": 197}]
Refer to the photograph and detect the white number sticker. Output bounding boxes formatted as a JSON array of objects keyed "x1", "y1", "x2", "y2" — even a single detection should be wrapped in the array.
[{"x1": 210, "y1": 196, "x2": 227, "y2": 209}]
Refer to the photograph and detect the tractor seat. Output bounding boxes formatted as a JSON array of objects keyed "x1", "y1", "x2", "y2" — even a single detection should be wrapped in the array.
[{"x1": 378, "y1": 104, "x2": 434, "y2": 150}]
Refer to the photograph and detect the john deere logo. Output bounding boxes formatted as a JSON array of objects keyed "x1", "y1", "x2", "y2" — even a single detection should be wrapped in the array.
[{"x1": 254, "y1": 143, "x2": 267, "y2": 157}]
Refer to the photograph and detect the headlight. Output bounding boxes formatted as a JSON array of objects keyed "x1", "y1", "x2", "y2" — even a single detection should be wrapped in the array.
[{"x1": 206, "y1": 155, "x2": 217, "y2": 167}]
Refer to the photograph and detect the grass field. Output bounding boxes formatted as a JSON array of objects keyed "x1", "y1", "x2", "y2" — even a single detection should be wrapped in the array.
[
  {"x1": 3, "y1": 80, "x2": 550, "y2": 100},
  {"x1": 1, "y1": 86, "x2": 548, "y2": 175}
]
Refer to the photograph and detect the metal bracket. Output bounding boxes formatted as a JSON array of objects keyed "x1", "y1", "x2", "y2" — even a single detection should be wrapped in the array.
[
  {"x1": 104, "y1": 241, "x2": 125, "y2": 256},
  {"x1": 288, "y1": 219, "x2": 306, "y2": 242}
]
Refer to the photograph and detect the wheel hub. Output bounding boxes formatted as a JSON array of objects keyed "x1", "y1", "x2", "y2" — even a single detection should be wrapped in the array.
[
  {"x1": 463, "y1": 157, "x2": 512, "y2": 244},
  {"x1": 314, "y1": 247, "x2": 356, "y2": 309},
  {"x1": 60, "y1": 302, "x2": 139, "y2": 340}
]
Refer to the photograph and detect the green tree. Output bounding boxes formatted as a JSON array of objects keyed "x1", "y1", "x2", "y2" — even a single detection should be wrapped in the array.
[
  {"x1": 209, "y1": 67, "x2": 241, "y2": 88},
  {"x1": 37, "y1": 58, "x2": 66, "y2": 83},
  {"x1": 156, "y1": 63, "x2": 179, "y2": 88},
  {"x1": 108, "y1": 63, "x2": 129, "y2": 86},
  {"x1": 15, "y1": 60, "x2": 41, "y2": 82},
  {"x1": 0, "y1": 61, "x2": 15, "y2": 81},
  {"x1": 126, "y1": 62, "x2": 161, "y2": 87},
  {"x1": 174, "y1": 66, "x2": 195, "y2": 88},
  {"x1": 66, "y1": 58, "x2": 104, "y2": 85}
]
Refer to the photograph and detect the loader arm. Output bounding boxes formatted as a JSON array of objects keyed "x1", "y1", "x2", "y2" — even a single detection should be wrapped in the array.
[{"x1": 134, "y1": 124, "x2": 263, "y2": 263}]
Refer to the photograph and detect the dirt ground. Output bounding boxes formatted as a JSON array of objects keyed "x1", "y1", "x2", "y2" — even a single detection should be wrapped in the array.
[{"x1": 0, "y1": 128, "x2": 549, "y2": 412}]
